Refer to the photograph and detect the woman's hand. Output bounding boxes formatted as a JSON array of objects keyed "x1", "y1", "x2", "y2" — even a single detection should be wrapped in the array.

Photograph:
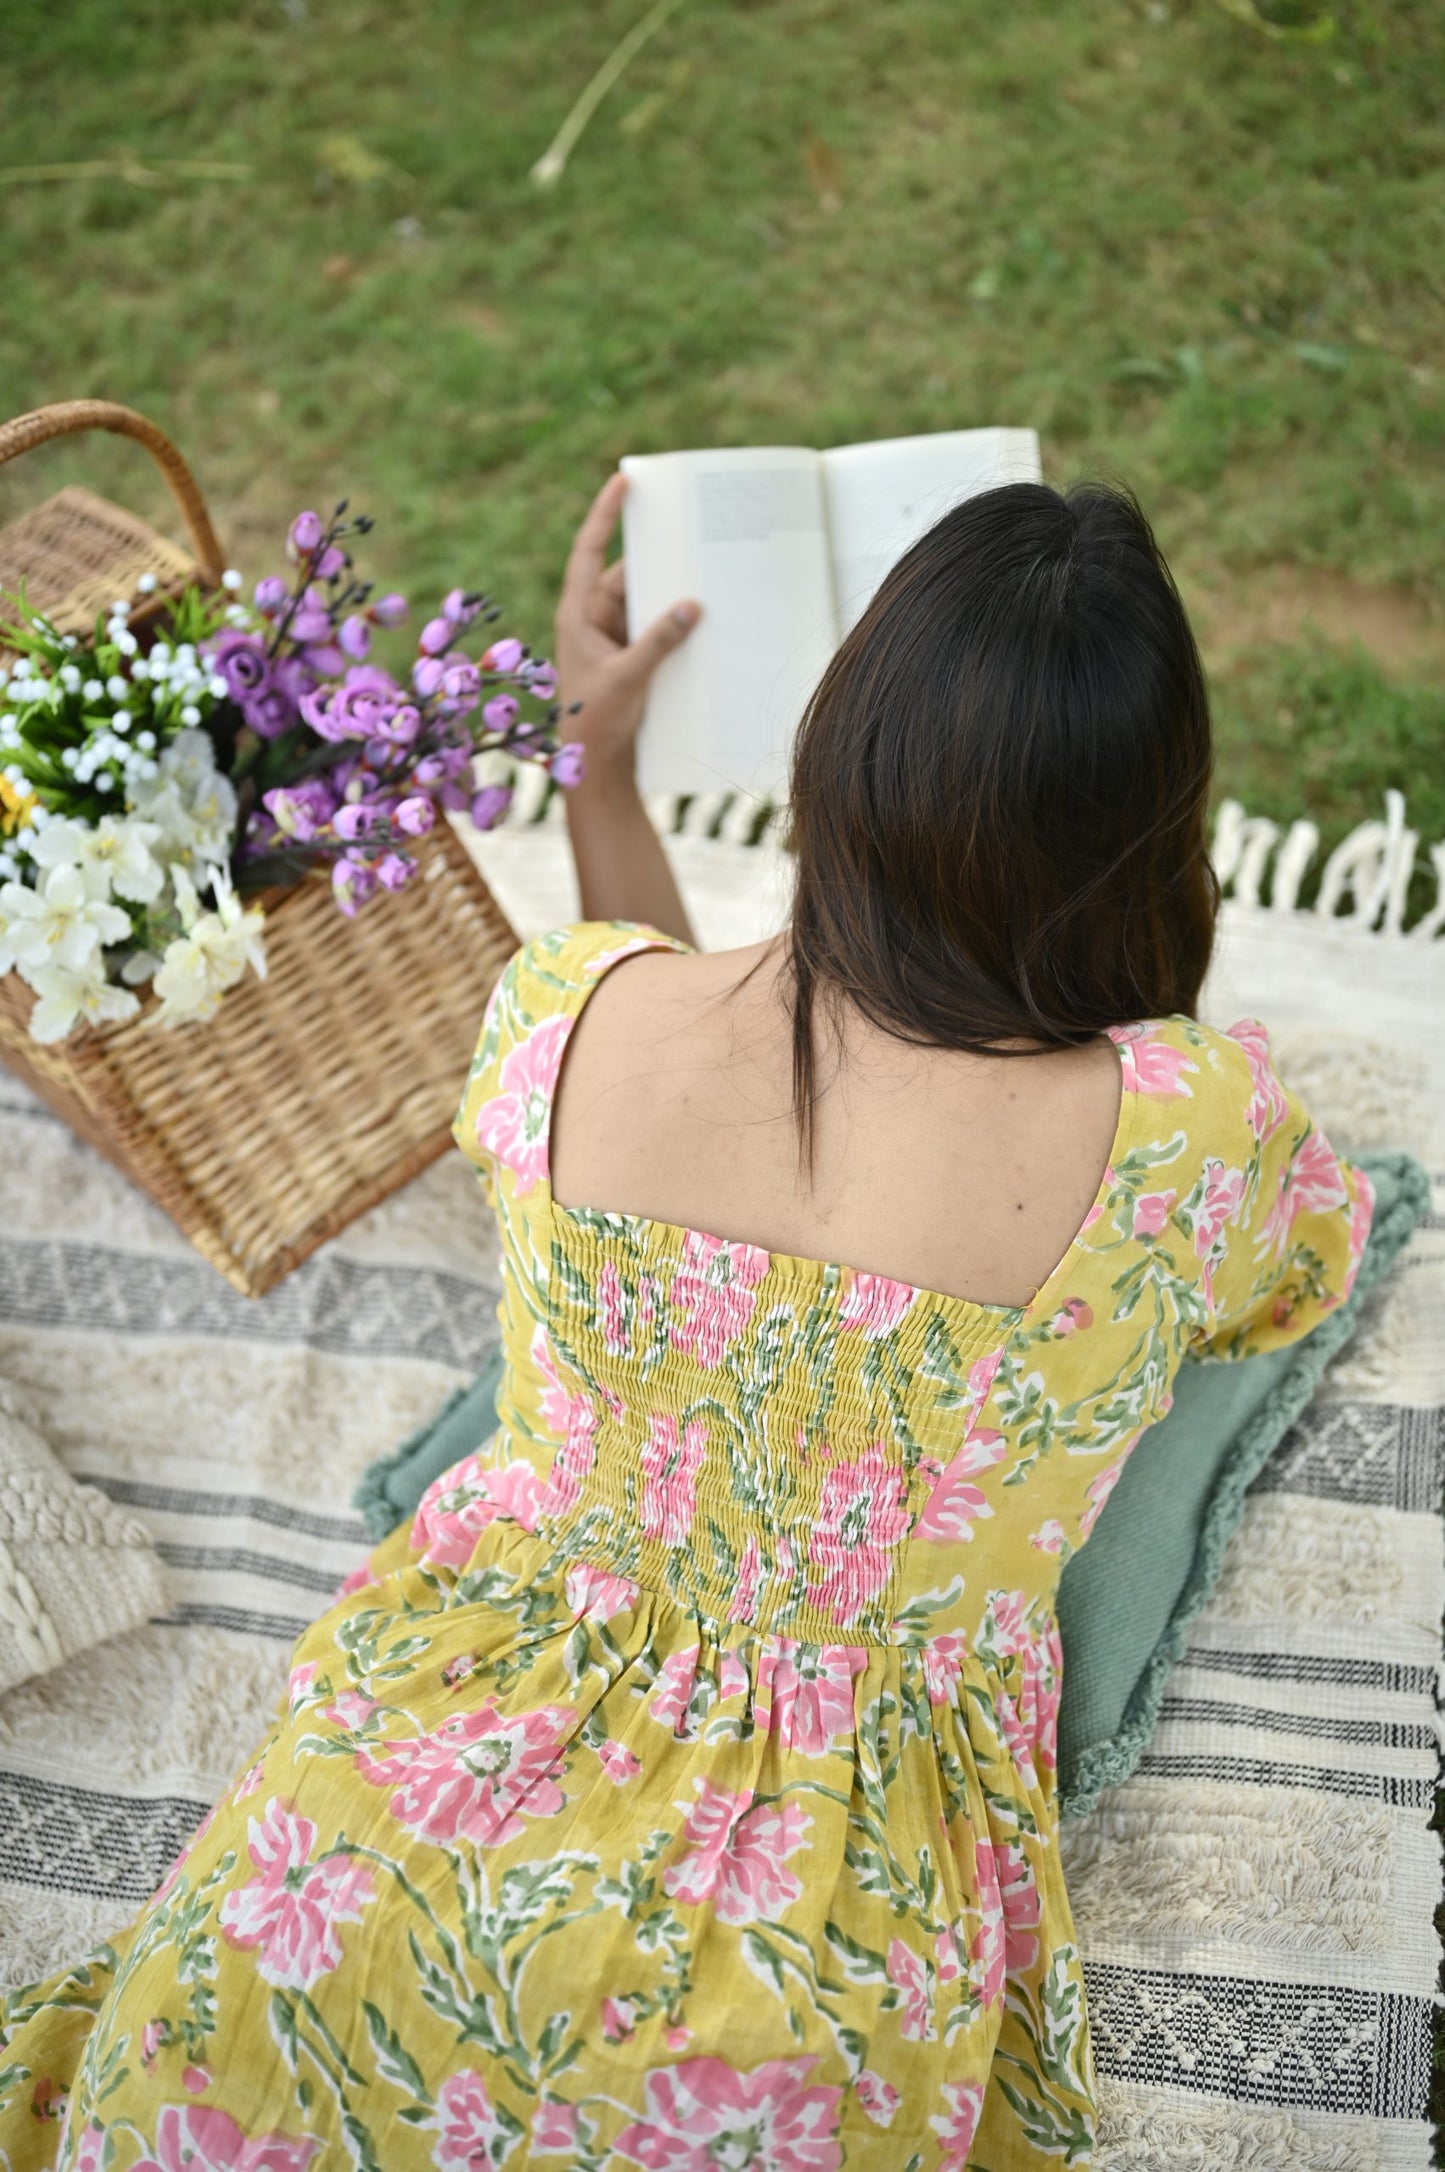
[{"x1": 555, "y1": 471, "x2": 700, "y2": 791}]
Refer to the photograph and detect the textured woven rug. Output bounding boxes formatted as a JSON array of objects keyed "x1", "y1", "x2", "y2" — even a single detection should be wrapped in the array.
[{"x1": 0, "y1": 802, "x2": 1440, "y2": 2168}]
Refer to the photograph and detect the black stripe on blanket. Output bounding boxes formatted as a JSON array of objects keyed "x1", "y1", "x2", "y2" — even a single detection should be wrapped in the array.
[
  {"x1": 81, "y1": 1474, "x2": 369, "y2": 1546},
  {"x1": 0, "y1": 1237, "x2": 498, "y2": 1370},
  {"x1": 153, "y1": 1601, "x2": 312, "y2": 1642},
  {"x1": 0, "y1": 1773, "x2": 211, "y2": 1902},
  {"x1": 1157, "y1": 1695, "x2": 1438, "y2": 1751},
  {"x1": 1083, "y1": 1959, "x2": 1433, "y2": 2121},
  {"x1": 155, "y1": 1543, "x2": 347, "y2": 1597},
  {"x1": 1182, "y1": 1647, "x2": 1437, "y2": 1695},
  {"x1": 1137, "y1": 1749, "x2": 1436, "y2": 1811}
]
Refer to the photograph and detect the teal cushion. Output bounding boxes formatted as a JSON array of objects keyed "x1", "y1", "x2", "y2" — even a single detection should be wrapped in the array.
[{"x1": 353, "y1": 1151, "x2": 1428, "y2": 1820}]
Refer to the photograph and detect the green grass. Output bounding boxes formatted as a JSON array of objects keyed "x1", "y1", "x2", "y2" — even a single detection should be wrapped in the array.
[{"x1": 1, "y1": 0, "x2": 1443, "y2": 894}]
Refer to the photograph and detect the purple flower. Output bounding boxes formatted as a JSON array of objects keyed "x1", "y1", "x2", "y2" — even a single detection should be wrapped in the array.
[
  {"x1": 411, "y1": 746, "x2": 469, "y2": 786},
  {"x1": 393, "y1": 795, "x2": 435, "y2": 837},
  {"x1": 263, "y1": 778, "x2": 340, "y2": 842},
  {"x1": 254, "y1": 575, "x2": 289, "y2": 617},
  {"x1": 440, "y1": 659, "x2": 481, "y2": 710},
  {"x1": 442, "y1": 588, "x2": 481, "y2": 625},
  {"x1": 302, "y1": 643, "x2": 347, "y2": 677},
  {"x1": 523, "y1": 661, "x2": 557, "y2": 699},
  {"x1": 316, "y1": 546, "x2": 347, "y2": 580},
  {"x1": 481, "y1": 694, "x2": 518, "y2": 731},
  {"x1": 376, "y1": 851, "x2": 416, "y2": 890},
  {"x1": 372, "y1": 593, "x2": 408, "y2": 627},
  {"x1": 482, "y1": 637, "x2": 525, "y2": 674},
  {"x1": 290, "y1": 511, "x2": 325, "y2": 555},
  {"x1": 332, "y1": 853, "x2": 378, "y2": 916},
  {"x1": 440, "y1": 779, "x2": 470, "y2": 813},
  {"x1": 549, "y1": 741, "x2": 586, "y2": 788},
  {"x1": 291, "y1": 608, "x2": 333, "y2": 644},
  {"x1": 333, "y1": 801, "x2": 386, "y2": 842},
  {"x1": 243, "y1": 686, "x2": 299, "y2": 739},
  {"x1": 300, "y1": 664, "x2": 406, "y2": 745},
  {"x1": 208, "y1": 629, "x2": 271, "y2": 700},
  {"x1": 469, "y1": 784, "x2": 512, "y2": 831},
  {"x1": 419, "y1": 617, "x2": 455, "y2": 657},
  {"x1": 338, "y1": 615, "x2": 371, "y2": 661},
  {"x1": 411, "y1": 656, "x2": 446, "y2": 699}
]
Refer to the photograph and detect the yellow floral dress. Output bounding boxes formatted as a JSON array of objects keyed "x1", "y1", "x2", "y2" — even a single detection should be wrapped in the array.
[{"x1": 1, "y1": 920, "x2": 1370, "y2": 2172}]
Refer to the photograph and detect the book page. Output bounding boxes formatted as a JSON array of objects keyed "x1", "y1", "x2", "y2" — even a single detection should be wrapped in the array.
[
  {"x1": 621, "y1": 448, "x2": 837, "y2": 802},
  {"x1": 820, "y1": 428, "x2": 1042, "y2": 634}
]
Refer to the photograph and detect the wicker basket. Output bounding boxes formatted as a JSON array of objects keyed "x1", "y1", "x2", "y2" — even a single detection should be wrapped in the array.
[{"x1": 0, "y1": 401, "x2": 521, "y2": 1296}]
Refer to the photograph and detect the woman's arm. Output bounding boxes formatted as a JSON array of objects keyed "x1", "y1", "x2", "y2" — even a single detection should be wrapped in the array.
[{"x1": 554, "y1": 472, "x2": 701, "y2": 944}]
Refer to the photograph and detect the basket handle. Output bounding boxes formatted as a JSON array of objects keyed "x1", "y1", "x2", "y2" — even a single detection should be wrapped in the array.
[{"x1": 0, "y1": 399, "x2": 226, "y2": 589}]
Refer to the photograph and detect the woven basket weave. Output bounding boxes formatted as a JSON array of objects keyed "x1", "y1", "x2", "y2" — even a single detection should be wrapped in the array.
[{"x1": 0, "y1": 402, "x2": 520, "y2": 1296}]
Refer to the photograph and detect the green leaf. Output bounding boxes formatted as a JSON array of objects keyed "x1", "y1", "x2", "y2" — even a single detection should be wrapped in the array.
[{"x1": 363, "y1": 2000, "x2": 427, "y2": 2098}]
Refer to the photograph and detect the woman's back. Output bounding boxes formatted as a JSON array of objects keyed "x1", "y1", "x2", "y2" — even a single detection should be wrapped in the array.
[{"x1": 549, "y1": 935, "x2": 1126, "y2": 1312}]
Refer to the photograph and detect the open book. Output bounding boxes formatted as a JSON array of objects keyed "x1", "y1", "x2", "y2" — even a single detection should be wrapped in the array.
[{"x1": 621, "y1": 428, "x2": 1040, "y2": 801}]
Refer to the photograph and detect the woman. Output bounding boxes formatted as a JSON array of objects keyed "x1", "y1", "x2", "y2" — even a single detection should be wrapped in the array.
[{"x1": 3, "y1": 475, "x2": 1369, "y2": 2170}]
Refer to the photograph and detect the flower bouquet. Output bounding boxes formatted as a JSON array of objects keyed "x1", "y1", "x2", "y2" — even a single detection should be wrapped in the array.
[
  {"x1": 0, "y1": 502, "x2": 580, "y2": 1043},
  {"x1": 0, "y1": 397, "x2": 564, "y2": 1295}
]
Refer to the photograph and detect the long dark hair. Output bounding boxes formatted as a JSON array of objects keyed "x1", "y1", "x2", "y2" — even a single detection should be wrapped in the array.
[{"x1": 784, "y1": 479, "x2": 1218, "y2": 1166}]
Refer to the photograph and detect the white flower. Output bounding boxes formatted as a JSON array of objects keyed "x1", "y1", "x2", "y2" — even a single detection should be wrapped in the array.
[
  {"x1": 26, "y1": 962, "x2": 140, "y2": 1044},
  {"x1": 0, "y1": 865, "x2": 131, "y2": 978},
  {"x1": 137, "y1": 573, "x2": 157, "y2": 594},
  {"x1": 83, "y1": 678, "x2": 104, "y2": 701},
  {"x1": 29, "y1": 814, "x2": 165, "y2": 904},
  {"x1": 126, "y1": 729, "x2": 237, "y2": 866},
  {"x1": 151, "y1": 862, "x2": 266, "y2": 1028},
  {"x1": 221, "y1": 568, "x2": 243, "y2": 592},
  {"x1": 106, "y1": 675, "x2": 128, "y2": 703}
]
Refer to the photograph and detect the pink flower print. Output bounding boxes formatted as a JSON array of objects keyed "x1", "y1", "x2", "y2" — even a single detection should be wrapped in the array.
[
  {"x1": 532, "y1": 2100, "x2": 582, "y2": 2156},
  {"x1": 884, "y1": 1937, "x2": 934, "y2": 2041},
  {"x1": 1195, "y1": 1159, "x2": 1246, "y2": 1256},
  {"x1": 996, "y1": 1839, "x2": 1041, "y2": 1976},
  {"x1": 235, "y1": 1758, "x2": 265, "y2": 1800},
  {"x1": 141, "y1": 2020, "x2": 166, "y2": 2067},
  {"x1": 662, "y1": 1778, "x2": 811, "y2": 1925},
  {"x1": 70, "y1": 2126, "x2": 105, "y2": 2172},
  {"x1": 838, "y1": 1272, "x2": 916, "y2": 1337},
  {"x1": 1110, "y1": 1022, "x2": 1197, "y2": 1099},
  {"x1": 1227, "y1": 1018, "x2": 1289, "y2": 1144},
  {"x1": 934, "y1": 1923, "x2": 966, "y2": 1986},
  {"x1": 1080, "y1": 1452, "x2": 1130, "y2": 1542},
  {"x1": 666, "y1": 2025, "x2": 692, "y2": 2051},
  {"x1": 613, "y1": 2055, "x2": 843, "y2": 2172},
  {"x1": 669, "y1": 1229, "x2": 770, "y2": 1370},
  {"x1": 965, "y1": 1344, "x2": 1004, "y2": 1422},
  {"x1": 1132, "y1": 1190, "x2": 1176, "y2": 1239},
  {"x1": 996, "y1": 1687, "x2": 1039, "y2": 1791},
  {"x1": 1081, "y1": 1173, "x2": 1114, "y2": 1234},
  {"x1": 326, "y1": 1691, "x2": 377, "y2": 1732},
  {"x1": 182, "y1": 2068, "x2": 210, "y2": 2095},
  {"x1": 1049, "y1": 1296, "x2": 1093, "y2": 1336},
  {"x1": 728, "y1": 1534, "x2": 764, "y2": 1624},
  {"x1": 855, "y1": 2070, "x2": 900, "y2": 2128},
  {"x1": 565, "y1": 1561, "x2": 641, "y2": 1621},
  {"x1": 972, "y1": 1840, "x2": 1006, "y2": 2008},
  {"x1": 1260, "y1": 1124, "x2": 1349, "y2": 1261},
  {"x1": 597, "y1": 1259, "x2": 629, "y2": 1353},
  {"x1": 931, "y1": 2081, "x2": 986, "y2": 2172},
  {"x1": 719, "y1": 1650, "x2": 750, "y2": 1701},
  {"x1": 410, "y1": 1454, "x2": 545, "y2": 1570},
  {"x1": 754, "y1": 1638, "x2": 866, "y2": 1755},
  {"x1": 1029, "y1": 1519, "x2": 1067, "y2": 1556},
  {"x1": 640, "y1": 1414, "x2": 709, "y2": 1543},
  {"x1": 806, "y1": 1444, "x2": 911, "y2": 1625},
  {"x1": 921, "y1": 1633, "x2": 967, "y2": 1707},
  {"x1": 357, "y1": 1699, "x2": 571, "y2": 1847},
  {"x1": 472, "y1": 1011, "x2": 572, "y2": 1196},
  {"x1": 531, "y1": 1325, "x2": 600, "y2": 1517},
  {"x1": 1343, "y1": 1167, "x2": 1375, "y2": 1301},
  {"x1": 599, "y1": 1738, "x2": 642, "y2": 1785},
  {"x1": 650, "y1": 1645, "x2": 702, "y2": 1735},
  {"x1": 430, "y1": 2070, "x2": 514, "y2": 2172},
  {"x1": 916, "y1": 1428, "x2": 1007, "y2": 1544},
  {"x1": 130, "y1": 2106, "x2": 320, "y2": 2172},
  {"x1": 602, "y1": 1995, "x2": 639, "y2": 2043},
  {"x1": 286, "y1": 1662, "x2": 319, "y2": 1718},
  {"x1": 218, "y1": 1799, "x2": 373, "y2": 1990}
]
